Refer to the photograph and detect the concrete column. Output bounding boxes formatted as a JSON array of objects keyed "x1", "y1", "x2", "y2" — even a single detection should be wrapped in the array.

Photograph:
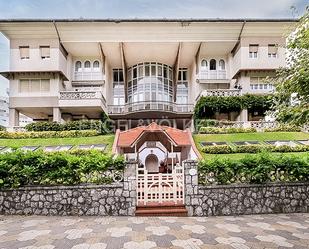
[
  {"x1": 237, "y1": 109, "x2": 248, "y2": 122},
  {"x1": 173, "y1": 119, "x2": 177, "y2": 129},
  {"x1": 184, "y1": 160, "x2": 199, "y2": 216},
  {"x1": 52, "y1": 107, "x2": 62, "y2": 123},
  {"x1": 9, "y1": 108, "x2": 19, "y2": 127}
]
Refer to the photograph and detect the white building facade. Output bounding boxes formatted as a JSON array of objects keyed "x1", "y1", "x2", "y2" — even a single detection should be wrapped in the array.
[{"x1": 0, "y1": 19, "x2": 296, "y2": 130}]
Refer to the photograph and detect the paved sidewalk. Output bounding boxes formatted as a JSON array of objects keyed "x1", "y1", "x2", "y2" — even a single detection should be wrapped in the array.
[{"x1": 0, "y1": 213, "x2": 309, "y2": 249}]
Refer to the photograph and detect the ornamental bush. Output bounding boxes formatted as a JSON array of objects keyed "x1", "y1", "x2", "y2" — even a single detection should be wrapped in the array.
[
  {"x1": 201, "y1": 144, "x2": 309, "y2": 154},
  {"x1": 199, "y1": 127, "x2": 256, "y2": 134},
  {"x1": 264, "y1": 125, "x2": 302, "y2": 132},
  {"x1": 0, "y1": 150, "x2": 125, "y2": 189},
  {"x1": 198, "y1": 152, "x2": 309, "y2": 185},
  {"x1": 25, "y1": 120, "x2": 109, "y2": 134},
  {"x1": 0, "y1": 130, "x2": 98, "y2": 139}
]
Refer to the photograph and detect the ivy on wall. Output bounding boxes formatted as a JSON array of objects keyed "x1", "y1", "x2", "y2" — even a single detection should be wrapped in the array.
[{"x1": 194, "y1": 94, "x2": 273, "y2": 119}]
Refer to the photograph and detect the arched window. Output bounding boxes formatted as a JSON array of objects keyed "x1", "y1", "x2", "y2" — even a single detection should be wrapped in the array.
[
  {"x1": 219, "y1": 60, "x2": 225, "y2": 70},
  {"x1": 210, "y1": 59, "x2": 216, "y2": 70},
  {"x1": 201, "y1": 59, "x2": 208, "y2": 69},
  {"x1": 75, "y1": 61, "x2": 82, "y2": 72},
  {"x1": 84, "y1": 61, "x2": 91, "y2": 71},
  {"x1": 93, "y1": 60, "x2": 100, "y2": 71}
]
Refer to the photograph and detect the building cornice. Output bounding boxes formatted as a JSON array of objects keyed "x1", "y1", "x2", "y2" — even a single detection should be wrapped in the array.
[{"x1": 0, "y1": 18, "x2": 299, "y2": 23}]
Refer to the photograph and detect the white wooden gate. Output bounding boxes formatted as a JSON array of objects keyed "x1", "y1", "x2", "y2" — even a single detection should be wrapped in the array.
[{"x1": 136, "y1": 163, "x2": 184, "y2": 206}]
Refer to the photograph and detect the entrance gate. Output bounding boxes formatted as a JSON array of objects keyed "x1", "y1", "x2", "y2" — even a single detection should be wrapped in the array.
[{"x1": 136, "y1": 163, "x2": 184, "y2": 206}]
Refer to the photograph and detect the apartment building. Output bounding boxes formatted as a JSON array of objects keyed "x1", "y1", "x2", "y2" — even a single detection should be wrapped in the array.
[{"x1": 0, "y1": 19, "x2": 296, "y2": 129}]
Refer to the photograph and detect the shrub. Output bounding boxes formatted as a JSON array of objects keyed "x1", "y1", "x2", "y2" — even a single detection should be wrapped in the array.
[
  {"x1": 264, "y1": 125, "x2": 302, "y2": 132},
  {"x1": 201, "y1": 144, "x2": 309, "y2": 154},
  {"x1": 0, "y1": 130, "x2": 98, "y2": 139},
  {"x1": 0, "y1": 125, "x2": 6, "y2": 131},
  {"x1": 0, "y1": 150, "x2": 125, "y2": 189},
  {"x1": 201, "y1": 145, "x2": 233, "y2": 154},
  {"x1": 198, "y1": 152, "x2": 309, "y2": 185},
  {"x1": 25, "y1": 120, "x2": 109, "y2": 134},
  {"x1": 199, "y1": 127, "x2": 256, "y2": 134}
]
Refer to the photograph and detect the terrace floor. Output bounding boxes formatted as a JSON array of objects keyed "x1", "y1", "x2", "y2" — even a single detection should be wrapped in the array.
[{"x1": 0, "y1": 213, "x2": 309, "y2": 249}]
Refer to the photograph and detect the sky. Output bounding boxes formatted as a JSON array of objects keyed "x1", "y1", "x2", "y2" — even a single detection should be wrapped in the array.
[{"x1": 0, "y1": 0, "x2": 308, "y2": 96}]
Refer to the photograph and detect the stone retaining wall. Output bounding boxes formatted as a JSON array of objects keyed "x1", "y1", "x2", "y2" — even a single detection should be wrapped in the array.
[
  {"x1": 0, "y1": 163, "x2": 137, "y2": 216},
  {"x1": 0, "y1": 184, "x2": 135, "y2": 216},
  {"x1": 184, "y1": 161, "x2": 309, "y2": 216}
]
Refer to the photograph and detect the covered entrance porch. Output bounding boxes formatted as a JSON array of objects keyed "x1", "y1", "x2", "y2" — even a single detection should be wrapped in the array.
[{"x1": 113, "y1": 122, "x2": 201, "y2": 215}]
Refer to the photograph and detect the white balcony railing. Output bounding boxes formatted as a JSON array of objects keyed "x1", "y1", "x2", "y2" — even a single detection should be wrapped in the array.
[
  {"x1": 59, "y1": 91, "x2": 106, "y2": 108},
  {"x1": 199, "y1": 70, "x2": 227, "y2": 80},
  {"x1": 73, "y1": 71, "x2": 104, "y2": 81},
  {"x1": 199, "y1": 89, "x2": 242, "y2": 98},
  {"x1": 108, "y1": 101, "x2": 194, "y2": 114}
]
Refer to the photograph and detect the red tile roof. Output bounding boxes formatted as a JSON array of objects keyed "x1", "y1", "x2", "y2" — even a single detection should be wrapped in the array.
[{"x1": 117, "y1": 122, "x2": 191, "y2": 147}]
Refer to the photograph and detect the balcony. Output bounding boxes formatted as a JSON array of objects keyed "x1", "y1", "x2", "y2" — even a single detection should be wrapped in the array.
[
  {"x1": 198, "y1": 70, "x2": 227, "y2": 80},
  {"x1": 73, "y1": 71, "x2": 104, "y2": 81},
  {"x1": 59, "y1": 91, "x2": 107, "y2": 110},
  {"x1": 108, "y1": 101, "x2": 194, "y2": 115}
]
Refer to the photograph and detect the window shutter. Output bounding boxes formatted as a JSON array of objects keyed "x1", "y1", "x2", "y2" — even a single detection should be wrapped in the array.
[
  {"x1": 40, "y1": 46, "x2": 50, "y2": 58},
  {"x1": 20, "y1": 46, "x2": 29, "y2": 59},
  {"x1": 19, "y1": 80, "x2": 29, "y2": 92},
  {"x1": 249, "y1": 45, "x2": 258, "y2": 53},
  {"x1": 268, "y1": 44, "x2": 278, "y2": 54},
  {"x1": 31, "y1": 80, "x2": 40, "y2": 92}
]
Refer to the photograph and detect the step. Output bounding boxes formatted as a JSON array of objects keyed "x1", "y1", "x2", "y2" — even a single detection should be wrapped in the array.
[{"x1": 135, "y1": 205, "x2": 188, "y2": 217}]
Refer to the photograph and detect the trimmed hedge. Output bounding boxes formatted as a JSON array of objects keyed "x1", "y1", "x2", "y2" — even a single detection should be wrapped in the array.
[
  {"x1": 264, "y1": 125, "x2": 302, "y2": 132},
  {"x1": 25, "y1": 120, "x2": 108, "y2": 134},
  {"x1": 199, "y1": 152, "x2": 309, "y2": 185},
  {"x1": 0, "y1": 150, "x2": 125, "y2": 188},
  {"x1": 199, "y1": 127, "x2": 256, "y2": 134},
  {"x1": 201, "y1": 144, "x2": 309, "y2": 154},
  {"x1": 0, "y1": 130, "x2": 99, "y2": 139}
]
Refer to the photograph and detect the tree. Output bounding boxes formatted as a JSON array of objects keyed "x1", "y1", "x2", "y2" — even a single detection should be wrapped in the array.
[{"x1": 271, "y1": 8, "x2": 309, "y2": 125}]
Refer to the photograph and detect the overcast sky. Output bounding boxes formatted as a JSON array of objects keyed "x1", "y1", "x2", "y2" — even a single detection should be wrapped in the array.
[{"x1": 0, "y1": 0, "x2": 308, "y2": 96}]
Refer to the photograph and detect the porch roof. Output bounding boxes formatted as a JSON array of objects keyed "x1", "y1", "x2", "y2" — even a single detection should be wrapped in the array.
[{"x1": 117, "y1": 122, "x2": 191, "y2": 148}]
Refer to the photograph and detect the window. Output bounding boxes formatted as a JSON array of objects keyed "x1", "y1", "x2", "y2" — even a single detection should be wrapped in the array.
[
  {"x1": 75, "y1": 61, "x2": 82, "y2": 72},
  {"x1": 249, "y1": 45, "x2": 258, "y2": 58},
  {"x1": 84, "y1": 61, "x2": 91, "y2": 71},
  {"x1": 201, "y1": 59, "x2": 208, "y2": 69},
  {"x1": 93, "y1": 60, "x2": 100, "y2": 70},
  {"x1": 19, "y1": 46, "x2": 29, "y2": 59},
  {"x1": 19, "y1": 79, "x2": 50, "y2": 93},
  {"x1": 210, "y1": 59, "x2": 216, "y2": 70},
  {"x1": 219, "y1": 60, "x2": 225, "y2": 70},
  {"x1": 250, "y1": 77, "x2": 274, "y2": 91},
  {"x1": 113, "y1": 69, "x2": 125, "y2": 105},
  {"x1": 177, "y1": 68, "x2": 189, "y2": 104},
  {"x1": 40, "y1": 46, "x2": 50, "y2": 59},
  {"x1": 268, "y1": 44, "x2": 278, "y2": 58}
]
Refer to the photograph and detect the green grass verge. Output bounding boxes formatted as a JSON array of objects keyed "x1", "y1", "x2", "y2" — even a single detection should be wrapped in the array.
[
  {"x1": 203, "y1": 152, "x2": 309, "y2": 160},
  {"x1": 0, "y1": 135, "x2": 115, "y2": 153},
  {"x1": 193, "y1": 132, "x2": 309, "y2": 160}
]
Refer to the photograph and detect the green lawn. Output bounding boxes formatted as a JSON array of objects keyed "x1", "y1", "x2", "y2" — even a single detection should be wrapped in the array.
[
  {"x1": 193, "y1": 132, "x2": 309, "y2": 160},
  {"x1": 0, "y1": 135, "x2": 115, "y2": 153}
]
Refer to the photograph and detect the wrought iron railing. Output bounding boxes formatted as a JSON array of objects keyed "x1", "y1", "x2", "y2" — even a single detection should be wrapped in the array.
[
  {"x1": 196, "y1": 89, "x2": 242, "y2": 100},
  {"x1": 108, "y1": 101, "x2": 194, "y2": 114}
]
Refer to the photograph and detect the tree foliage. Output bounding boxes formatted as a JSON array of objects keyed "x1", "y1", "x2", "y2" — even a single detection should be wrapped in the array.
[{"x1": 272, "y1": 9, "x2": 309, "y2": 125}]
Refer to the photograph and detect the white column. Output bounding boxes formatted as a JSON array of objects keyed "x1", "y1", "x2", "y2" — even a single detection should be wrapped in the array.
[
  {"x1": 53, "y1": 107, "x2": 62, "y2": 123},
  {"x1": 237, "y1": 109, "x2": 248, "y2": 122},
  {"x1": 173, "y1": 119, "x2": 177, "y2": 128},
  {"x1": 9, "y1": 108, "x2": 19, "y2": 127}
]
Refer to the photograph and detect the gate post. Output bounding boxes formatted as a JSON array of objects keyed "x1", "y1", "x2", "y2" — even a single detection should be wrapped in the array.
[
  {"x1": 183, "y1": 160, "x2": 199, "y2": 216},
  {"x1": 123, "y1": 162, "x2": 137, "y2": 215}
]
